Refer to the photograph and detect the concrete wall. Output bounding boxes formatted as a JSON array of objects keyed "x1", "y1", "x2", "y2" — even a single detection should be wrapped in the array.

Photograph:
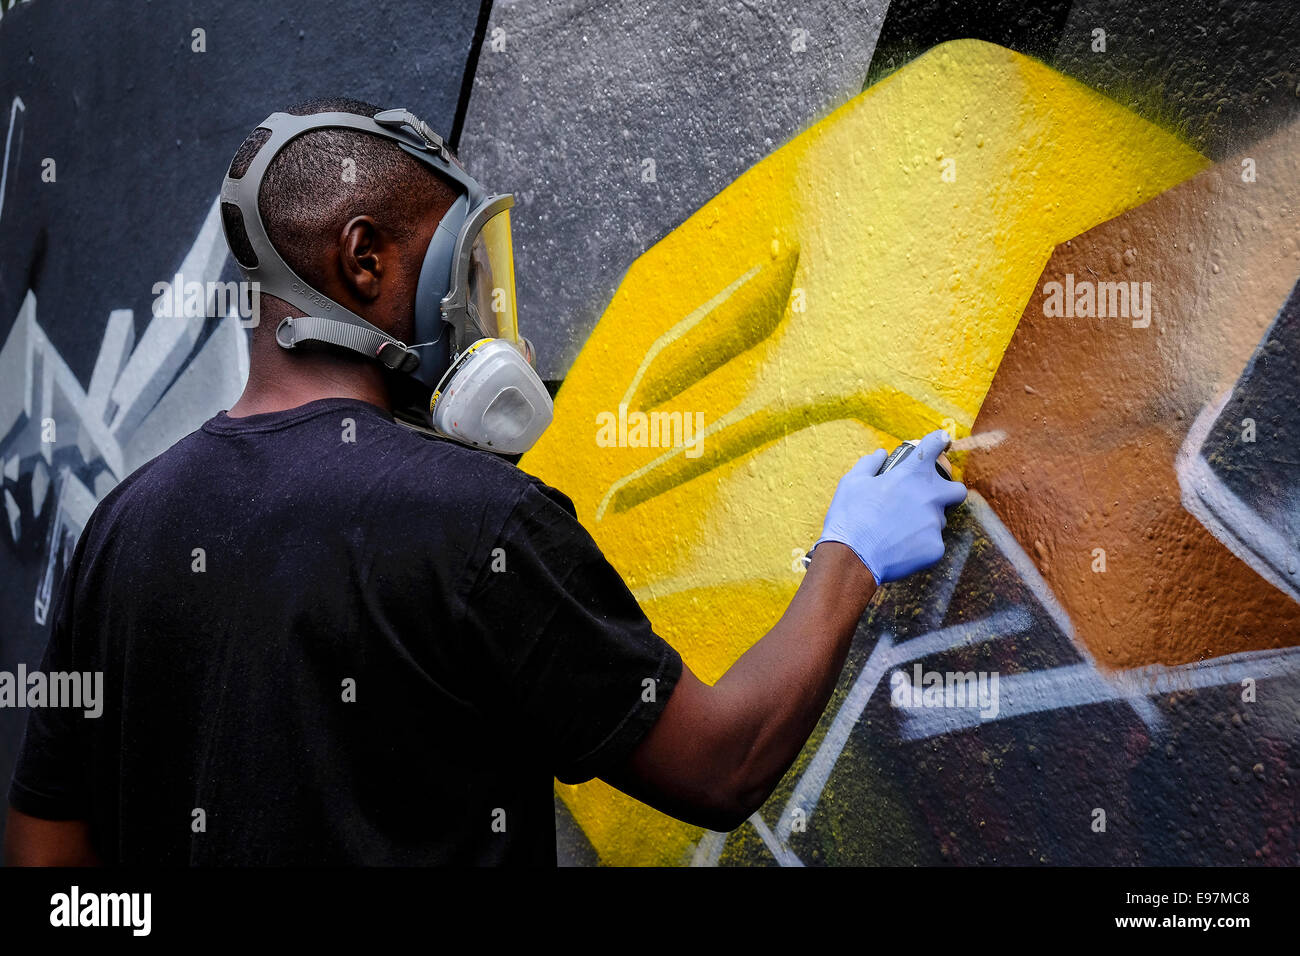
[
  {"x1": 0, "y1": 0, "x2": 485, "y2": 847},
  {"x1": 500, "y1": 4, "x2": 1299, "y2": 865},
  {"x1": 2, "y1": 0, "x2": 1298, "y2": 865}
]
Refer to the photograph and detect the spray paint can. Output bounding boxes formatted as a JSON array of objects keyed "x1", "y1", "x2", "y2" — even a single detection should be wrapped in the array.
[{"x1": 876, "y1": 439, "x2": 954, "y2": 480}]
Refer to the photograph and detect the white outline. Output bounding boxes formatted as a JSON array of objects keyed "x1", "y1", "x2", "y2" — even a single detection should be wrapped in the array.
[{"x1": 0, "y1": 94, "x2": 26, "y2": 222}]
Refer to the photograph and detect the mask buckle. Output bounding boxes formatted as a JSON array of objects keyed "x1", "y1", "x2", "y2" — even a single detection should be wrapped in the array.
[
  {"x1": 375, "y1": 340, "x2": 421, "y2": 374},
  {"x1": 374, "y1": 108, "x2": 448, "y2": 160}
]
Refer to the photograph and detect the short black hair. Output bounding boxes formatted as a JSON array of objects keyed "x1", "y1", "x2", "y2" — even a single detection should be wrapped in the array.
[{"x1": 222, "y1": 96, "x2": 457, "y2": 292}]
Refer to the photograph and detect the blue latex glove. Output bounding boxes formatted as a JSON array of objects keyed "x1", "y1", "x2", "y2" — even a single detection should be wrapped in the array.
[{"x1": 814, "y1": 429, "x2": 968, "y2": 585}]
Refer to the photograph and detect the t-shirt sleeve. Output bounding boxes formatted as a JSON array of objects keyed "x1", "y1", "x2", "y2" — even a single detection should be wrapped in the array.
[
  {"x1": 459, "y1": 480, "x2": 683, "y2": 785},
  {"x1": 7, "y1": 533, "x2": 94, "y2": 820}
]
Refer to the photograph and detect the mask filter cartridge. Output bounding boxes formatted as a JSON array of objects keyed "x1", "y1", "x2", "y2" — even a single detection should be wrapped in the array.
[{"x1": 429, "y1": 339, "x2": 553, "y2": 454}]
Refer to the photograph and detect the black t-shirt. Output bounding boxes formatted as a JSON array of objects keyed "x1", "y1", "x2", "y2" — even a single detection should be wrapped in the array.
[{"x1": 8, "y1": 397, "x2": 682, "y2": 865}]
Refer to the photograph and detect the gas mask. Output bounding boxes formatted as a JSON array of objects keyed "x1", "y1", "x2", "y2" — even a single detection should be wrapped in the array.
[{"x1": 219, "y1": 107, "x2": 553, "y2": 455}]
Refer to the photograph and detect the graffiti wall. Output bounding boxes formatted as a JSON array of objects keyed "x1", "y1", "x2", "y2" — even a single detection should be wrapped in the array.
[
  {"x1": 489, "y1": 0, "x2": 1300, "y2": 864},
  {"x1": 0, "y1": 0, "x2": 487, "y2": 847},
  {"x1": 3, "y1": 0, "x2": 1299, "y2": 865}
]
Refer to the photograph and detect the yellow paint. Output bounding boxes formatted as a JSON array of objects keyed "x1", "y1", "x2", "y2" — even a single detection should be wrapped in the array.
[{"x1": 523, "y1": 39, "x2": 1209, "y2": 865}]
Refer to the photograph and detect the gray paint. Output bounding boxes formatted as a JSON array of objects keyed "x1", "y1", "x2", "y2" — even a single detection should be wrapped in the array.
[{"x1": 458, "y1": 0, "x2": 892, "y2": 379}]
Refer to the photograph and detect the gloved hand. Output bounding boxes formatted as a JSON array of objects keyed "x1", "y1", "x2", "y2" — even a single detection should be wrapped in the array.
[{"x1": 814, "y1": 429, "x2": 968, "y2": 585}]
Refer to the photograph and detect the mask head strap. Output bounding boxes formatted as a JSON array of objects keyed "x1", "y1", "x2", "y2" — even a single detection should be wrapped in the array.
[{"x1": 220, "y1": 109, "x2": 481, "y2": 375}]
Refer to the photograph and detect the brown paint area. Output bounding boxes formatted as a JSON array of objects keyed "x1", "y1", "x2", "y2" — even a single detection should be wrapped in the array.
[{"x1": 966, "y1": 121, "x2": 1300, "y2": 670}]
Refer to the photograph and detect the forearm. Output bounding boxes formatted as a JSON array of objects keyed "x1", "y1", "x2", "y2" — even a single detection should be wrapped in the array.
[{"x1": 710, "y1": 542, "x2": 876, "y2": 816}]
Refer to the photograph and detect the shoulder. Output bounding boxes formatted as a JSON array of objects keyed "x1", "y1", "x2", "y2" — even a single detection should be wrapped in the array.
[
  {"x1": 362, "y1": 419, "x2": 583, "y2": 539},
  {"x1": 376, "y1": 424, "x2": 550, "y2": 504},
  {"x1": 339, "y1": 399, "x2": 563, "y2": 507},
  {"x1": 79, "y1": 427, "x2": 206, "y2": 535}
]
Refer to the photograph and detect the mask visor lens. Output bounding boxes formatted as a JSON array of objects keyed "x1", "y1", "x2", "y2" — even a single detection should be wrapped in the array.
[{"x1": 467, "y1": 208, "x2": 521, "y2": 349}]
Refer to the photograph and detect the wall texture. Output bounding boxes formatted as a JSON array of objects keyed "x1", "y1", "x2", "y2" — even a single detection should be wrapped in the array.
[
  {"x1": 2, "y1": 0, "x2": 1298, "y2": 866},
  {"x1": 0, "y1": 0, "x2": 486, "y2": 847}
]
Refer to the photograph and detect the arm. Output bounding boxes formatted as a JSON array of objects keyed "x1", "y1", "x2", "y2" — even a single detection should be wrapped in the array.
[
  {"x1": 603, "y1": 430, "x2": 966, "y2": 831},
  {"x1": 5, "y1": 521, "x2": 101, "y2": 865},
  {"x1": 603, "y1": 542, "x2": 874, "y2": 831},
  {"x1": 3, "y1": 806, "x2": 100, "y2": 866}
]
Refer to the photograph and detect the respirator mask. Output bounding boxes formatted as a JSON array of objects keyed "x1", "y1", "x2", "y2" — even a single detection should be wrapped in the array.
[{"x1": 219, "y1": 107, "x2": 553, "y2": 455}]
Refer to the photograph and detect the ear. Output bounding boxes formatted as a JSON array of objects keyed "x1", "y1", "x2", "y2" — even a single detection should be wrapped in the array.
[{"x1": 337, "y1": 215, "x2": 384, "y2": 301}]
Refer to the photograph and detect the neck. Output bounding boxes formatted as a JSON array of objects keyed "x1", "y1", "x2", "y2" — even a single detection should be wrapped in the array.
[{"x1": 228, "y1": 329, "x2": 393, "y2": 418}]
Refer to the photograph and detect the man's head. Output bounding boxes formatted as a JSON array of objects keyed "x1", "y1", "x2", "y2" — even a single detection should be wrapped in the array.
[
  {"x1": 220, "y1": 99, "x2": 553, "y2": 452},
  {"x1": 223, "y1": 96, "x2": 459, "y2": 346}
]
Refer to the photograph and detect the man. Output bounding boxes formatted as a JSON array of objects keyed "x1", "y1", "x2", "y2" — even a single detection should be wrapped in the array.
[{"x1": 5, "y1": 98, "x2": 966, "y2": 865}]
